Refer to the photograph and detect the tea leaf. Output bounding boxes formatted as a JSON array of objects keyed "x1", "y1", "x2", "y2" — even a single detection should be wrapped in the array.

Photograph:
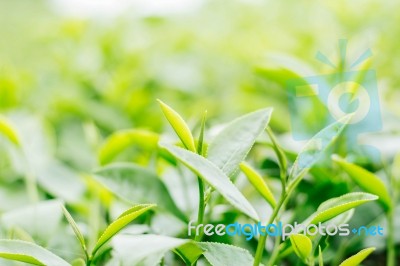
[
  {"x1": 198, "y1": 242, "x2": 255, "y2": 266},
  {"x1": 98, "y1": 129, "x2": 159, "y2": 165},
  {"x1": 158, "y1": 99, "x2": 196, "y2": 152},
  {"x1": 62, "y1": 206, "x2": 87, "y2": 257},
  {"x1": 339, "y1": 247, "x2": 375, "y2": 266},
  {"x1": 112, "y1": 234, "x2": 190, "y2": 265},
  {"x1": 0, "y1": 240, "x2": 70, "y2": 266},
  {"x1": 0, "y1": 115, "x2": 20, "y2": 145},
  {"x1": 93, "y1": 163, "x2": 187, "y2": 222},
  {"x1": 332, "y1": 155, "x2": 391, "y2": 211},
  {"x1": 239, "y1": 162, "x2": 276, "y2": 208},
  {"x1": 161, "y1": 143, "x2": 259, "y2": 221},
  {"x1": 92, "y1": 204, "x2": 156, "y2": 256},
  {"x1": 303, "y1": 192, "x2": 378, "y2": 226},
  {"x1": 207, "y1": 108, "x2": 272, "y2": 176},
  {"x1": 266, "y1": 127, "x2": 288, "y2": 180},
  {"x1": 71, "y1": 258, "x2": 86, "y2": 266},
  {"x1": 176, "y1": 242, "x2": 204, "y2": 265},
  {"x1": 289, "y1": 115, "x2": 351, "y2": 185},
  {"x1": 290, "y1": 234, "x2": 312, "y2": 262}
]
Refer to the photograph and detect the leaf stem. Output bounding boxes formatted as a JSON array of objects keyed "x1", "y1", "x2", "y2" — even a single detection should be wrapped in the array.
[
  {"x1": 253, "y1": 193, "x2": 287, "y2": 266},
  {"x1": 195, "y1": 177, "x2": 205, "y2": 242}
]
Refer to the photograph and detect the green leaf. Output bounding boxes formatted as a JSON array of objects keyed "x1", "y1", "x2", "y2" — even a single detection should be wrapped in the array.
[
  {"x1": 290, "y1": 234, "x2": 312, "y2": 262},
  {"x1": 239, "y1": 162, "x2": 276, "y2": 208},
  {"x1": 266, "y1": 127, "x2": 288, "y2": 180},
  {"x1": 158, "y1": 99, "x2": 196, "y2": 152},
  {"x1": 0, "y1": 115, "x2": 20, "y2": 145},
  {"x1": 339, "y1": 247, "x2": 375, "y2": 266},
  {"x1": 112, "y1": 234, "x2": 189, "y2": 266},
  {"x1": 197, "y1": 242, "x2": 255, "y2": 266},
  {"x1": 1, "y1": 200, "x2": 63, "y2": 245},
  {"x1": 289, "y1": 115, "x2": 351, "y2": 185},
  {"x1": 207, "y1": 108, "x2": 272, "y2": 176},
  {"x1": 71, "y1": 258, "x2": 86, "y2": 266},
  {"x1": 93, "y1": 163, "x2": 187, "y2": 222},
  {"x1": 161, "y1": 143, "x2": 259, "y2": 221},
  {"x1": 175, "y1": 242, "x2": 204, "y2": 265},
  {"x1": 98, "y1": 129, "x2": 159, "y2": 165},
  {"x1": 332, "y1": 155, "x2": 391, "y2": 211},
  {"x1": 318, "y1": 245, "x2": 324, "y2": 266},
  {"x1": 0, "y1": 240, "x2": 70, "y2": 266},
  {"x1": 62, "y1": 206, "x2": 88, "y2": 258},
  {"x1": 303, "y1": 192, "x2": 378, "y2": 226},
  {"x1": 92, "y1": 204, "x2": 155, "y2": 256}
]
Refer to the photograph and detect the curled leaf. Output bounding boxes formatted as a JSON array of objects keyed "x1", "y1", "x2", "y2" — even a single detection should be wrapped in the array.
[
  {"x1": 332, "y1": 155, "x2": 391, "y2": 211},
  {"x1": 158, "y1": 99, "x2": 196, "y2": 152},
  {"x1": 290, "y1": 234, "x2": 312, "y2": 262},
  {"x1": 98, "y1": 129, "x2": 159, "y2": 165},
  {"x1": 339, "y1": 247, "x2": 375, "y2": 266},
  {"x1": 92, "y1": 204, "x2": 156, "y2": 256},
  {"x1": 239, "y1": 162, "x2": 276, "y2": 208}
]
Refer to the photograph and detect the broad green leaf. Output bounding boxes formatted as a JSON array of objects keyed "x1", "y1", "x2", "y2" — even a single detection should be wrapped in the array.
[
  {"x1": 318, "y1": 245, "x2": 323, "y2": 266},
  {"x1": 197, "y1": 242, "x2": 255, "y2": 266},
  {"x1": 62, "y1": 206, "x2": 87, "y2": 257},
  {"x1": 0, "y1": 115, "x2": 20, "y2": 145},
  {"x1": 290, "y1": 234, "x2": 312, "y2": 262},
  {"x1": 98, "y1": 129, "x2": 159, "y2": 165},
  {"x1": 303, "y1": 192, "x2": 378, "y2": 226},
  {"x1": 239, "y1": 162, "x2": 276, "y2": 208},
  {"x1": 339, "y1": 247, "x2": 375, "y2": 266},
  {"x1": 112, "y1": 234, "x2": 189, "y2": 266},
  {"x1": 161, "y1": 143, "x2": 259, "y2": 220},
  {"x1": 158, "y1": 100, "x2": 196, "y2": 152},
  {"x1": 93, "y1": 163, "x2": 187, "y2": 222},
  {"x1": 92, "y1": 204, "x2": 155, "y2": 256},
  {"x1": 289, "y1": 115, "x2": 351, "y2": 185},
  {"x1": 207, "y1": 108, "x2": 272, "y2": 176},
  {"x1": 1, "y1": 200, "x2": 63, "y2": 245},
  {"x1": 332, "y1": 155, "x2": 391, "y2": 211},
  {"x1": 0, "y1": 240, "x2": 70, "y2": 266}
]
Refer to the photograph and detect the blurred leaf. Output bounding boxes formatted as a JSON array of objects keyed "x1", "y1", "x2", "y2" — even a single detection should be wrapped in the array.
[
  {"x1": 0, "y1": 115, "x2": 20, "y2": 145},
  {"x1": 161, "y1": 143, "x2": 259, "y2": 221},
  {"x1": 333, "y1": 155, "x2": 391, "y2": 211},
  {"x1": 62, "y1": 206, "x2": 87, "y2": 258},
  {"x1": 93, "y1": 163, "x2": 187, "y2": 222},
  {"x1": 0, "y1": 240, "x2": 70, "y2": 266},
  {"x1": 71, "y1": 258, "x2": 86, "y2": 266},
  {"x1": 98, "y1": 129, "x2": 159, "y2": 165},
  {"x1": 239, "y1": 162, "x2": 276, "y2": 208},
  {"x1": 158, "y1": 100, "x2": 196, "y2": 152},
  {"x1": 207, "y1": 108, "x2": 272, "y2": 176},
  {"x1": 290, "y1": 234, "x2": 312, "y2": 262},
  {"x1": 303, "y1": 192, "x2": 378, "y2": 226},
  {"x1": 112, "y1": 234, "x2": 189, "y2": 266},
  {"x1": 1, "y1": 200, "x2": 63, "y2": 246},
  {"x1": 197, "y1": 242, "x2": 255, "y2": 266},
  {"x1": 289, "y1": 115, "x2": 351, "y2": 186},
  {"x1": 339, "y1": 247, "x2": 375, "y2": 266},
  {"x1": 92, "y1": 204, "x2": 156, "y2": 256}
]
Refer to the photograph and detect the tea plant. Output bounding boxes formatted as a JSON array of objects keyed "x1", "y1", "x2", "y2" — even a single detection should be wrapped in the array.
[{"x1": 0, "y1": 101, "x2": 397, "y2": 265}]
